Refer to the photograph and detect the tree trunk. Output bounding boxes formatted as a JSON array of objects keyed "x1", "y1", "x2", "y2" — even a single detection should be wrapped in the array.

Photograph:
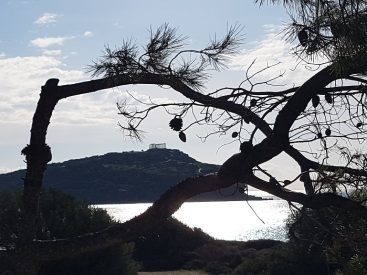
[{"x1": 20, "y1": 79, "x2": 59, "y2": 244}]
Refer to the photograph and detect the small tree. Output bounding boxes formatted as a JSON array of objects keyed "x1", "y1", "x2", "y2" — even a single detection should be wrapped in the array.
[{"x1": 3, "y1": 1, "x2": 367, "y2": 273}]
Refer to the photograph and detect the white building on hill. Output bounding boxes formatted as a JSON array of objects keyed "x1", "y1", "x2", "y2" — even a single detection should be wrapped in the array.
[{"x1": 149, "y1": 143, "x2": 167, "y2": 149}]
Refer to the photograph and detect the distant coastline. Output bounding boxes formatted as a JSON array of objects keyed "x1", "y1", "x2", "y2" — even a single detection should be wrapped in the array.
[
  {"x1": 187, "y1": 193, "x2": 271, "y2": 203},
  {"x1": 96, "y1": 194, "x2": 272, "y2": 204},
  {"x1": 0, "y1": 148, "x2": 272, "y2": 204}
]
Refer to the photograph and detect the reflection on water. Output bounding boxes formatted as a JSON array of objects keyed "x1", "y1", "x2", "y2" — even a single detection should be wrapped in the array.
[
  {"x1": 98, "y1": 194, "x2": 291, "y2": 241},
  {"x1": 174, "y1": 200, "x2": 290, "y2": 241}
]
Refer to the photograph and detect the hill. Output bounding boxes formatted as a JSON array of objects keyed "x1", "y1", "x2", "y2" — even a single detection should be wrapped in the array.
[{"x1": 0, "y1": 149, "x2": 263, "y2": 203}]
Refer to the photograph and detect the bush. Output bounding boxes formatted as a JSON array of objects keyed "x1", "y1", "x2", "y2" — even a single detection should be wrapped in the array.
[
  {"x1": 0, "y1": 189, "x2": 21, "y2": 248},
  {"x1": 182, "y1": 239, "x2": 283, "y2": 274},
  {"x1": 39, "y1": 243, "x2": 140, "y2": 275},
  {"x1": 234, "y1": 192, "x2": 367, "y2": 275},
  {"x1": 285, "y1": 191, "x2": 367, "y2": 274},
  {"x1": 0, "y1": 188, "x2": 113, "y2": 244},
  {"x1": 134, "y1": 217, "x2": 212, "y2": 271},
  {"x1": 0, "y1": 188, "x2": 140, "y2": 275},
  {"x1": 233, "y1": 245, "x2": 330, "y2": 275}
]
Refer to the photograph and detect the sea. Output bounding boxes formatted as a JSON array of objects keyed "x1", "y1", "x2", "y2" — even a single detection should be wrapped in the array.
[{"x1": 97, "y1": 191, "x2": 293, "y2": 242}]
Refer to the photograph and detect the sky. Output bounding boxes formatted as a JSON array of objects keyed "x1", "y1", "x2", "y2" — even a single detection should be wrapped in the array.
[{"x1": 0, "y1": 1, "x2": 322, "y2": 188}]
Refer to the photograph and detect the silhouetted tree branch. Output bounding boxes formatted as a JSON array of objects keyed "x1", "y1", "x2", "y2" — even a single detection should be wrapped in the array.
[{"x1": 7, "y1": 13, "x2": 367, "y2": 273}]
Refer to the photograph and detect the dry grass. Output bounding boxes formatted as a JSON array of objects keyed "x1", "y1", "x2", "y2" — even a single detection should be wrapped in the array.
[{"x1": 138, "y1": 271, "x2": 207, "y2": 275}]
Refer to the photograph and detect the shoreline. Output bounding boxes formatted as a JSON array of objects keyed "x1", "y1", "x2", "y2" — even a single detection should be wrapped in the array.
[{"x1": 94, "y1": 196, "x2": 272, "y2": 205}]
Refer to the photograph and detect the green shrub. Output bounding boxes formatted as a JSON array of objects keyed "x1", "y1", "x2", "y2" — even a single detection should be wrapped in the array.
[
  {"x1": 37, "y1": 188, "x2": 113, "y2": 239},
  {"x1": 39, "y1": 243, "x2": 140, "y2": 275},
  {"x1": 285, "y1": 193, "x2": 367, "y2": 274},
  {"x1": 134, "y1": 217, "x2": 212, "y2": 271},
  {"x1": 234, "y1": 245, "x2": 330, "y2": 275},
  {"x1": 0, "y1": 188, "x2": 140, "y2": 275}
]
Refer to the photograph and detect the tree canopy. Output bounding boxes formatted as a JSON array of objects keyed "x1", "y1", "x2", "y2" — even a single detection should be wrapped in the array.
[{"x1": 3, "y1": 1, "x2": 367, "y2": 274}]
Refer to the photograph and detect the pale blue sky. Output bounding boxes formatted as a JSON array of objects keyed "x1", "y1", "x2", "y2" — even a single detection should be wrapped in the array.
[
  {"x1": 1, "y1": 1, "x2": 311, "y2": 187},
  {"x1": 1, "y1": 1, "x2": 286, "y2": 67}
]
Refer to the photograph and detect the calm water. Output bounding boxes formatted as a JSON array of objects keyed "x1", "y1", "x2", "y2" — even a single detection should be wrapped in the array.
[{"x1": 97, "y1": 191, "x2": 292, "y2": 241}]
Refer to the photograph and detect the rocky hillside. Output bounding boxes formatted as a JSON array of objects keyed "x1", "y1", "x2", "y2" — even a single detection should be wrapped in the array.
[{"x1": 0, "y1": 149, "x2": 261, "y2": 203}]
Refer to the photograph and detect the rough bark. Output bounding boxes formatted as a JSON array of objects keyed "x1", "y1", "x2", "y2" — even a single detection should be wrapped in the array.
[{"x1": 20, "y1": 79, "x2": 60, "y2": 244}]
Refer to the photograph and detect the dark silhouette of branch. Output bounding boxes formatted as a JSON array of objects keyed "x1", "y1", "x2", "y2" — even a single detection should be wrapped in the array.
[{"x1": 11, "y1": 23, "x2": 367, "y2": 274}]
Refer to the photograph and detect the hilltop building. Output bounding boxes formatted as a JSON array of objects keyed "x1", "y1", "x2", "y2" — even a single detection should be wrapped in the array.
[{"x1": 149, "y1": 143, "x2": 167, "y2": 150}]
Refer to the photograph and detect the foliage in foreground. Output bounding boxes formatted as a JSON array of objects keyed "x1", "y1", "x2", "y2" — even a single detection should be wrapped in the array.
[
  {"x1": 0, "y1": 188, "x2": 140, "y2": 274},
  {"x1": 134, "y1": 217, "x2": 213, "y2": 271},
  {"x1": 233, "y1": 244, "x2": 331, "y2": 275},
  {"x1": 286, "y1": 206, "x2": 367, "y2": 274},
  {"x1": 0, "y1": 188, "x2": 112, "y2": 244},
  {"x1": 134, "y1": 217, "x2": 285, "y2": 274},
  {"x1": 39, "y1": 243, "x2": 139, "y2": 275},
  {"x1": 234, "y1": 190, "x2": 367, "y2": 275}
]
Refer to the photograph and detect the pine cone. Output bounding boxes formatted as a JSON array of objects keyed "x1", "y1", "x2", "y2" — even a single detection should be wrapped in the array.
[
  {"x1": 179, "y1": 131, "x2": 186, "y2": 142},
  {"x1": 169, "y1": 117, "x2": 183, "y2": 131},
  {"x1": 298, "y1": 28, "x2": 308, "y2": 47}
]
